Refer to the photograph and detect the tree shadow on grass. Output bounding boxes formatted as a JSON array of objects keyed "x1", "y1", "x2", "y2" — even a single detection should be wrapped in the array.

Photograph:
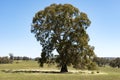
[{"x1": 1, "y1": 69, "x2": 72, "y2": 74}]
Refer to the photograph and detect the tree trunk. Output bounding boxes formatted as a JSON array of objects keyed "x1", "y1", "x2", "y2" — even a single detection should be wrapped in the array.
[{"x1": 60, "y1": 64, "x2": 68, "y2": 72}]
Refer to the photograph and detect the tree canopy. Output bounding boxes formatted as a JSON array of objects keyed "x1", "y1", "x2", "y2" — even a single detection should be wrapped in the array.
[
  {"x1": 110, "y1": 58, "x2": 120, "y2": 68},
  {"x1": 31, "y1": 4, "x2": 96, "y2": 72}
]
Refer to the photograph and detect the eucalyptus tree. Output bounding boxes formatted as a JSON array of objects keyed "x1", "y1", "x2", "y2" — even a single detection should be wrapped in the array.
[{"x1": 31, "y1": 4, "x2": 96, "y2": 72}]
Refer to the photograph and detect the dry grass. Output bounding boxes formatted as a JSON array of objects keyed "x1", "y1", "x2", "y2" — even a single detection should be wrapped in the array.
[{"x1": 0, "y1": 60, "x2": 120, "y2": 80}]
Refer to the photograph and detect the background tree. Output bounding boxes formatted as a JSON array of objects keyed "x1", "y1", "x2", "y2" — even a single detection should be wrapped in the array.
[
  {"x1": 0, "y1": 56, "x2": 12, "y2": 64},
  {"x1": 22, "y1": 56, "x2": 30, "y2": 61},
  {"x1": 93, "y1": 57, "x2": 109, "y2": 67},
  {"x1": 110, "y1": 58, "x2": 120, "y2": 68},
  {"x1": 31, "y1": 4, "x2": 96, "y2": 72},
  {"x1": 34, "y1": 57, "x2": 40, "y2": 61},
  {"x1": 9, "y1": 53, "x2": 14, "y2": 63}
]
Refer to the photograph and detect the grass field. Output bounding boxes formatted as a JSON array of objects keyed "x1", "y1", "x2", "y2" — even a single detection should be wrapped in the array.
[{"x1": 0, "y1": 60, "x2": 120, "y2": 80}]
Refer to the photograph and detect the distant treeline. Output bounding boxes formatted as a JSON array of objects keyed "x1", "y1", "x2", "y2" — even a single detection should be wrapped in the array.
[
  {"x1": 13, "y1": 56, "x2": 32, "y2": 60},
  {"x1": 35, "y1": 56, "x2": 120, "y2": 68},
  {"x1": 0, "y1": 56, "x2": 33, "y2": 64},
  {"x1": 0, "y1": 57, "x2": 12, "y2": 64},
  {"x1": 0, "y1": 56, "x2": 120, "y2": 68},
  {"x1": 93, "y1": 57, "x2": 120, "y2": 68}
]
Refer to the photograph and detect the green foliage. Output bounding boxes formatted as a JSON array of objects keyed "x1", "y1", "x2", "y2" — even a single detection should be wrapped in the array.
[
  {"x1": 87, "y1": 62, "x2": 97, "y2": 70},
  {"x1": 31, "y1": 4, "x2": 95, "y2": 72},
  {"x1": 110, "y1": 58, "x2": 120, "y2": 68},
  {"x1": 0, "y1": 57, "x2": 12, "y2": 64},
  {"x1": 93, "y1": 57, "x2": 109, "y2": 67},
  {"x1": 9, "y1": 53, "x2": 14, "y2": 60}
]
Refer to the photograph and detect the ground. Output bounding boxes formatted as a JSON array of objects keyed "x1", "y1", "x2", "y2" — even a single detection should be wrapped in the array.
[{"x1": 0, "y1": 60, "x2": 120, "y2": 80}]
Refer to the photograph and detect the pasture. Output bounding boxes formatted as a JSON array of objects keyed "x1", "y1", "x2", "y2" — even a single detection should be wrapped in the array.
[{"x1": 0, "y1": 60, "x2": 120, "y2": 80}]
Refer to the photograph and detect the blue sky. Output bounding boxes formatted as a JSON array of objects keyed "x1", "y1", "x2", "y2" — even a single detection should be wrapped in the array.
[{"x1": 0, "y1": 0, "x2": 120, "y2": 58}]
